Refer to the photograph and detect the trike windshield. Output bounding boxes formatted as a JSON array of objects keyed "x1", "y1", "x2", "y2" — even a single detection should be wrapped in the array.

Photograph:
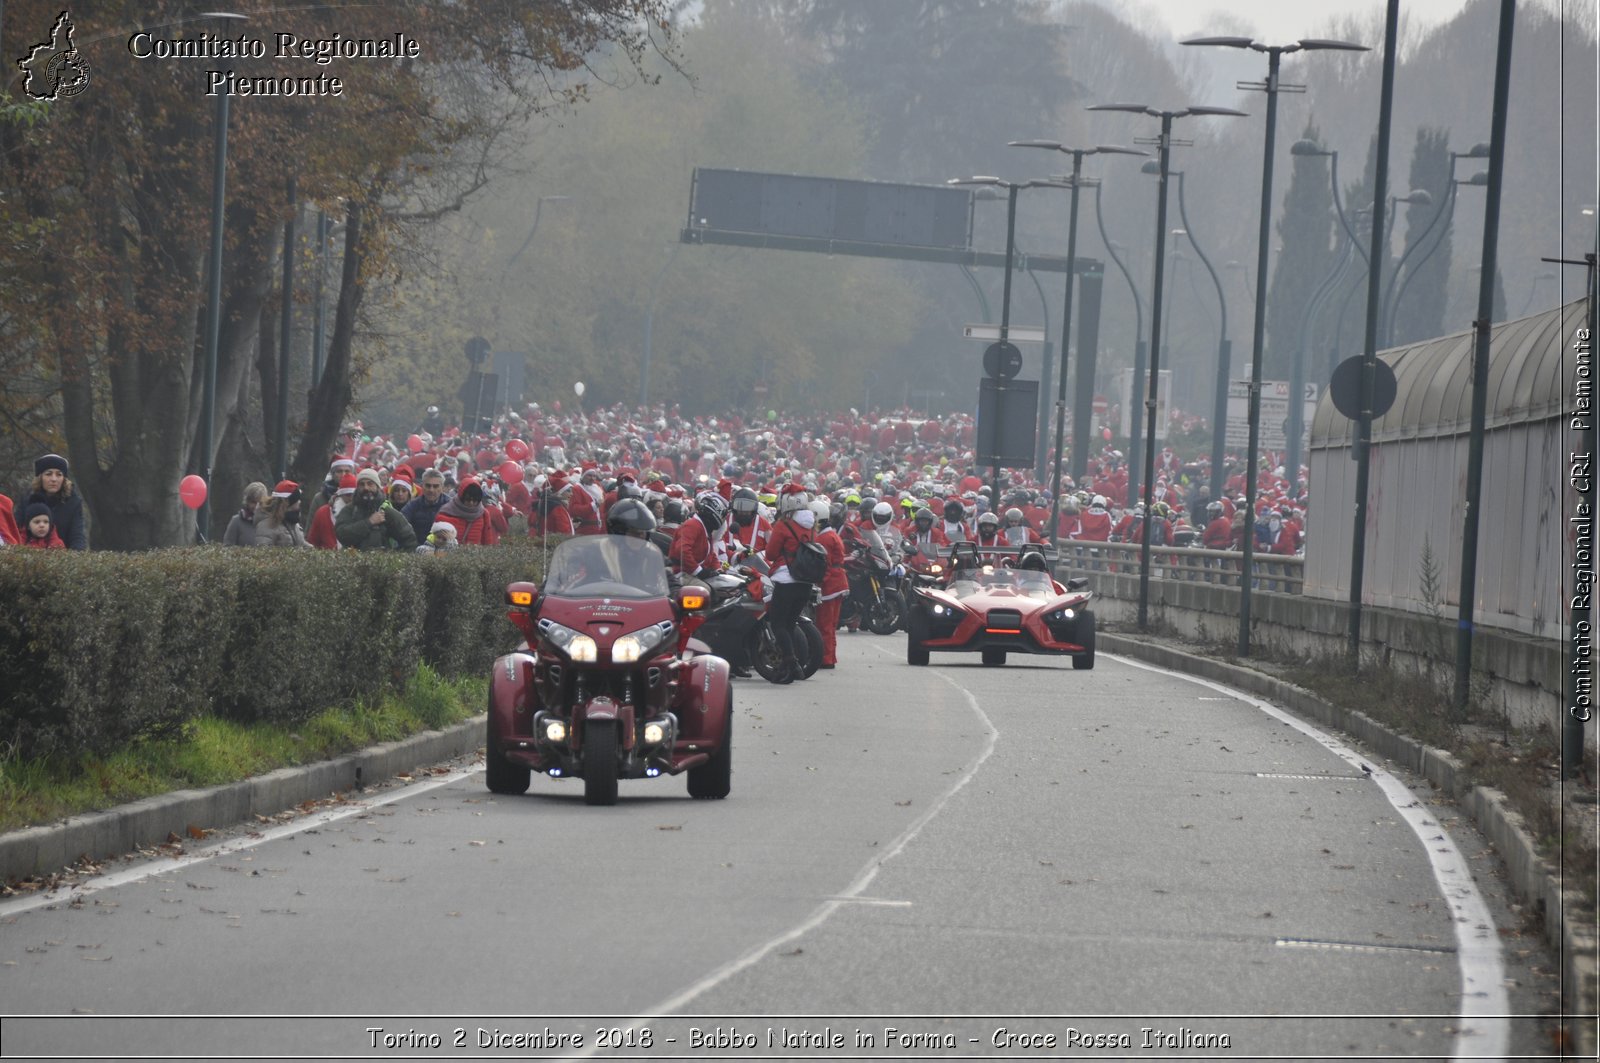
[{"x1": 543, "y1": 534, "x2": 672, "y2": 600}]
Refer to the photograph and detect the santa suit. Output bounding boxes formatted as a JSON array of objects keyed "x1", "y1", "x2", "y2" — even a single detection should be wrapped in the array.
[
  {"x1": 1001, "y1": 523, "x2": 1044, "y2": 547},
  {"x1": 669, "y1": 515, "x2": 720, "y2": 577},
  {"x1": 1075, "y1": 508, "x2": 1113, "y2": 542},
  {"x1": 1202, "y1": 516, "x2": 1235, "y2": 550},
  {"x1": 814, "y1": 526, "x2": 849, "y2": 666},
  {"x1": 1056, "y1": 511, "x2": 1082, "y2": 540},
  {"x1": 906, "y1": 523, "x2": 947, "y2": 550},
  {"x1": 530, "y1": 500, "x2": 574, "y2": 537},
  {"x1": 307, "y1": 498, "x2": 344, "y2": 549},
  {"x1": 726, "y1": 512, "x2": 770, "y2": 558},
  {"x1": 570, "y1": 484, "x2": 604, "y2": 535},
  {"x1": 942, "y1": 518, "x2": 973, "y2": 542}
]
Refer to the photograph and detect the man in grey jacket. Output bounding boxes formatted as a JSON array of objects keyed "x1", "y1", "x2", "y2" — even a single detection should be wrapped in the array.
[{"x1": 335, "y1": 469, "x2": 418, "y2": 551}]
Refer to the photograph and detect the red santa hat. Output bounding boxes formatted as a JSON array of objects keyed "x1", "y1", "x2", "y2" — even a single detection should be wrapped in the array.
[{"x1": 337, "y1": 474, "x2": 357, "y2": 496}]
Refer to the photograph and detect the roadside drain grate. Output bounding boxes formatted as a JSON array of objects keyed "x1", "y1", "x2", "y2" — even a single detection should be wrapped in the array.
[
  {"x1": 1276, "y1": 937, "x2": 1456, "y2": 956},
  {"x1": 1255, "y1": 772, "x2": 1367, "y2": 781}
]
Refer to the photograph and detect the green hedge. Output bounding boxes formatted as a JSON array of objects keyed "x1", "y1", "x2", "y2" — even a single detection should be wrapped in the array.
[{"x1": 0, "y1": 543, "x2": 550, "y2": 759}]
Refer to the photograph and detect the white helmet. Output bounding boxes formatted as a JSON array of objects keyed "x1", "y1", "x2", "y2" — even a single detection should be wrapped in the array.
[
  {"x1": 871, "y1": 501, "x2": 894, "y2": 526},
  {"x1": 777, "y1": 489, "x2": 810, "y2": 514},
  {"x1": 808, "y1": 499, "x2": 831, "y2": 521},
  {"x1": 1091, "y1": 495, "x2": 1107, "y2": 509}
]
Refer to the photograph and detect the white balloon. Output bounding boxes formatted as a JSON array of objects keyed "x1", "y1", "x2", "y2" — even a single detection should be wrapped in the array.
[{"x1": 574, "y1": 381, "x2": 586, "y2": 397}]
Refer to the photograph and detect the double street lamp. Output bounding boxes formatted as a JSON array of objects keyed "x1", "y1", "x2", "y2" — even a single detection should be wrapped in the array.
[
  {"x1": 1180, "y1": 34, "x2": 1367, "y2": 655},
  {"x1": 1384, "y1": 144, "x2": 1491, "y2": 345},
  {"x1": 1086, "y1": 102, "x2": 1246, "y2": 630},
  {"x1": 948, "y1": 175, "x2": 1069, "y2": 513},
  {"x1": 1007, "y1": 141, "x2": 1144, "y2": 542},
  {"x1": 1141, "y1": 161, "x2": 1231, "y2": 507}
]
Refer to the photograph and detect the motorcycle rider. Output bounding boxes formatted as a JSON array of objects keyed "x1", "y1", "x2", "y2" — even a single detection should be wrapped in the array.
[
  {"x1": 973, "y1": 510, "x2": 1005, "y2": 564},
  {"x1": 761, "y1": 486, "x2": 816, "y2": 684},
  {"x1": 906, "y1": 506, "x2": 948, "y2": 549},
  {"x1": 670, "y1": 492, "x2": 729, "y2": 582},
  {"x1": 941, "y1": 498, "x2": 972, "y2": 542},
  {"x1": 868, "y1": 501, "x2": 903, "y2": 559},
  {"x1": 723, "y1": 486, "x2": 769, "y2": 559},
  {"x1": 1002, "y1": 507, "x2": 1044, "y2": 546}
]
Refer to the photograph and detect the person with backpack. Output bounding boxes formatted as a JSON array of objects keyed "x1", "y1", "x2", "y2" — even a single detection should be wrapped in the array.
[{"x1": 762, "y1": 485, "x2": 821, "y2": 684}]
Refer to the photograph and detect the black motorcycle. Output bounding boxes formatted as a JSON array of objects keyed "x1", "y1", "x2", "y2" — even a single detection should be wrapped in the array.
[{"x1": 690, "y1": 561, "x2": 821, "y2": 682}]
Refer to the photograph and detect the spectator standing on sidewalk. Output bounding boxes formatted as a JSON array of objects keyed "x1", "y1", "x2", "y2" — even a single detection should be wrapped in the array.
[
  {"x1": 222, "y1": 482, "x2": 269, "y2": 546},
  {"x1": 22, "y1": 454, "x2": 87, "y2": 550},
  {"x1": 336, "y1": 468, "x2": 418, "y2": 551}
]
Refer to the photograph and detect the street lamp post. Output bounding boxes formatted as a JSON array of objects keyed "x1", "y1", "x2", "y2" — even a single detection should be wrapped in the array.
[
  {"x1": 1093, "y1": 191, "x2": 1145, "y2": 490},
  {"x1": 1143, "y1": 162, "x2": 1232, "y2": 506},
  {"x1": 195, "y1": 11, "x2": 249, "y2": 543},
  {"x1": 1087, "y1": 102, "x2": 1246, "y2": 630},
  {"x1": 1008, "y1": 141, "x2": 1144, "y2": 541},
  {"x1": 1182, "y1": 33, "x2": 1367, "y2": 655},
  {"x1": 948, "y1": 175, "x2": 1067, "y2": 515}
]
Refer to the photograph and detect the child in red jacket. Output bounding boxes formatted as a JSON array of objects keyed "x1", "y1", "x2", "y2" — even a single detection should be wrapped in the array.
[{"x1": 21, "y1": 503, "x2": 65, "y2": 549}]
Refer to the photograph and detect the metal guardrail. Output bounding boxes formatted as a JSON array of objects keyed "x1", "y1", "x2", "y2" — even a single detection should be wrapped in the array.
[{"x1": 1052, "y1": 540, "x2": 1305, "y2": 594}]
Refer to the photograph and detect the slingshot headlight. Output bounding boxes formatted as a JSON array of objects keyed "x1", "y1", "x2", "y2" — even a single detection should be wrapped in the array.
[
  {"x1": 643, "y1": 722, "x2": 666, "y2": 744},
  {"x1": 544, "y1": 719, "x2": 568, "y2": 743}
]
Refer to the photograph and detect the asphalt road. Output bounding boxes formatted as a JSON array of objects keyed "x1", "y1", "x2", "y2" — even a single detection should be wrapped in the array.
[{"x1": 0, "y1": 635, "x2": 1560, "y2": 1061}]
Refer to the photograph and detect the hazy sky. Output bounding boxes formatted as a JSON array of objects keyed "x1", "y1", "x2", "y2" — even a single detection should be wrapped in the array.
[{"x1": 1107, "y1": 0, "x2": 1482, "y2": 42}]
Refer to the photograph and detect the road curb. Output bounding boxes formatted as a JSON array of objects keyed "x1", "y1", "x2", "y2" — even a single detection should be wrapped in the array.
[
  {"x1": 0, "y1": 718, "x2": 484, "y2": 887},
  {"x1": 1102, "y1": 633, "x2": 1597, "y2": 1054}
]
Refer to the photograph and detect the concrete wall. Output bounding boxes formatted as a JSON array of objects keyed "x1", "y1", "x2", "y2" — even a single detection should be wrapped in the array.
[{"x1": 1085, "y1": 570, "x2": 1574, "y2": 745}]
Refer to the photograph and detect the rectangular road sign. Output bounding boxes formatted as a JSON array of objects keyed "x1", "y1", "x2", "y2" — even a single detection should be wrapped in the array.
[
  {"x1": 963, "y1": 323, "x2": 1046, "y2": 344},
  {"x1": 1225, "y1": 379, "x2": 1319, "y2": 451}
]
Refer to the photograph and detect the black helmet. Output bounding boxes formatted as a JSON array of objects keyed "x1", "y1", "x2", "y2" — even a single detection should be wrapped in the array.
[
  {"x1": 730, "y1": 487, "x2": 760, "y2": 527},
  {"x1": 662, "y1": 498, "x2": 689, "y2": 525},
  {"x1": 695, "y1": 493, "x2": 729, "y2": 534},
  {"x1": 606, "y1": 498, "x2": 657, "y2": 538},
  {"x1": 615, "y1": 481, "x2": 644, "y2": 502},
  {"x1": 943, "y1": 499, "x2": 965, "y2": 522},
  {"x1": 913, "y1": 506, "x2": 934, "y2": 528}
]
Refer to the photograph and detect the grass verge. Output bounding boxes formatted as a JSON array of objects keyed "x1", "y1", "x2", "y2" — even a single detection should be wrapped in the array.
[{"x1": 0, "y1": 663, "x2": 485, "y2": 835}]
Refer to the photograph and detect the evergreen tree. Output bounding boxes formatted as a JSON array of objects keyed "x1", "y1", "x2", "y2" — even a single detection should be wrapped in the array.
[
  {"x1": 1264, "y1": 121, "x2": 1337, "y2": 380},
  {"x1": 1390, "y1": 128, "x2": 1453, "y2": 346}
]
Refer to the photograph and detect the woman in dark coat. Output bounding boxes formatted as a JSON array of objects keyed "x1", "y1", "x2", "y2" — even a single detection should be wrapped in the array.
[{"x1": 23, "y1": 454, "x2": 87, "y2": 550}]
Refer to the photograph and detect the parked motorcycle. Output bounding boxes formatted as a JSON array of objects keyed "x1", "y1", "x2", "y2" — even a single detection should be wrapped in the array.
[{"x1": 486, "y1": 534, "x2": 732, "y2": 805}]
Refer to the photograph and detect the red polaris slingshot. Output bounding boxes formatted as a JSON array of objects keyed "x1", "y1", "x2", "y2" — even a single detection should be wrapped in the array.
[
  {"x1": 486, "y1": 534, "x2": 732, "y2": 805},
  {"x1": 904, "y1": 543, "x2": 1095, "y2": 669}
]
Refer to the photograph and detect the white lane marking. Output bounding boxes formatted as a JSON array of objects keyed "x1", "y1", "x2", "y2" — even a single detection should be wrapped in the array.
[
  {"x1": 1108, "y1": 652, "x2": 1510, "y2": 1062},
  {"x1": 0, "y1": 767, "x2": 481, "y2": 919},
  {"x1": 564, "y1": 653, "x2": 997, "y2": 1059}
]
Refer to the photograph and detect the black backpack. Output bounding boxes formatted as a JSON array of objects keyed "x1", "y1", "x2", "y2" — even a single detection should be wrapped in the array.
[{"x1": 789, "y1": 540, "x2": 828, "y2": 583}]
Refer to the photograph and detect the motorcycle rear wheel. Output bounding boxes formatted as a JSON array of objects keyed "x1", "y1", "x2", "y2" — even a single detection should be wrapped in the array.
[
  {"x1": 798, "y1": 618, "x2": 823, "y2": 678},
  {"x1": 582, "y1": 721, "x2": 619, "y2": 805},
  {"x1": 687, "y1": 691, "x2": 733, "y2": 799}
]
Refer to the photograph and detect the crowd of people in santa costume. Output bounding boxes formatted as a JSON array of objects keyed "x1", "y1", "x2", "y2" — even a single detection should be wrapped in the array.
[{"x1": 235, "y1": 400, "x2": 1309, "y2": 562}]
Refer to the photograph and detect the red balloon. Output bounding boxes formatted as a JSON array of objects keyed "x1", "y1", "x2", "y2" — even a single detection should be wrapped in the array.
[
  {"x1": 406, "y1": 434, "x2": 424, "y2": 454},
  {"x1": 1102, "y1": 427, "x2": 1113, "y2": 441},
  {"x1": 179, "y1": 474, "x2": 208, "y2": 510},
  {"x1": 505, "y1": 438, "x2": 530, "y2": 462},
  {"x1": 498, "y1": 461, "x2": 525, "y2": 484}
]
